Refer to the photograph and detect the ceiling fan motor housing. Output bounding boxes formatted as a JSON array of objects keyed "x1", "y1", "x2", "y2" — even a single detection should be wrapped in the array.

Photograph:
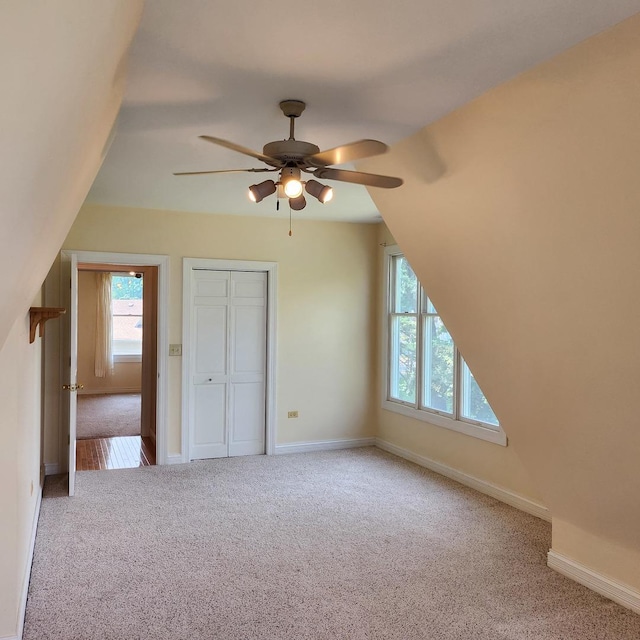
[{"x1": 263, "y1": 140, "x2": 320, "y2": 168}]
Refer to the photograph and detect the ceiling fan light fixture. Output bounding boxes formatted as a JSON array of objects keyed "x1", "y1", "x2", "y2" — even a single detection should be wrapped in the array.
[
  {"x1": 305, "y1": 179, "x2": 333, "y2": 204},
  {"x1": 289, "y1": 195, "x2": 306, "y2": 211},
  {"x1": 280, "y1": 167, "x2": 303, "y2": 198},
  {"x1": 248, "y1": 179, "x2": 276, "y2": 203}
]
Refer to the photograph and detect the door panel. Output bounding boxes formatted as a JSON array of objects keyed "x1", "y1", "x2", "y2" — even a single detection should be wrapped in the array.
[
  {"x1": 61, "y1": 252, "x2": 78, "y2": 496},
  {"x1": 233, "y1": 279, "x2": 265, "y2": 299},
  {"x1": 189, "y1": 269, "x2": 266, "y2": 460},
  {"x1": 194, "y1": 306, "x2": 227, "y2": 374},
  {"x1": 232, "y1": 305, "x2": 266, "y2": 373},
  {"x1": 229, "y1": 381, "x2": 265, "y2": 456},
  {"x1": 193, "y1": 383, "x2": 227, "y2": 458},
  {"x1": 195, "y1": 277, "x2": 228, "y2": 299}
]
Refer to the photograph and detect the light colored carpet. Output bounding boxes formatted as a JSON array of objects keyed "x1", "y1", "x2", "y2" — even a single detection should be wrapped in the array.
[
  {"x1": 76, "y1": 393, "x2": 141, "y2": 439},
  {"x1": 24, "y1": 448, "x2": 640, "y2": 640}
]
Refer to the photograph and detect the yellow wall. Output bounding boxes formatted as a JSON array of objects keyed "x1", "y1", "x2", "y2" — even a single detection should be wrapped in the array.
[
  {"x1": 44, "y1": 203, "x2": 379, "y2": 460},
  {"x1": 77, "y1": 271, "x2": 142, "y2": 395},
  {"x1": 361, "y1": 14, "x2": 640, "y2": 591},
  {"x1": 0, "y1": 307, "x2": 43, "y2": 638},
  {"x1": 5, "y1": 2, "x2": 639, "y2": 629},
  {"x1": 375, "y1": 223, "x2": 543, "y2": 503}
]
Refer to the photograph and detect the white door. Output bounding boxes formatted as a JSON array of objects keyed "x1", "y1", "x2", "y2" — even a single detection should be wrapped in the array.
[
  {"x1": 61, "y1": 252, "x2": 79, "y2": 496},
  {"x1": 189, "y1": 270, "x2": 267, "y2": 459}
]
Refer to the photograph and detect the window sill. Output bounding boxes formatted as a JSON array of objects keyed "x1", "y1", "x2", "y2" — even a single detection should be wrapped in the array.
[
  {"x1": 113, "y1": 354, "x2": 142, "y2": 364},
  {"x1": 382, "y1": 399, "x2": 507, "y2": 446}
]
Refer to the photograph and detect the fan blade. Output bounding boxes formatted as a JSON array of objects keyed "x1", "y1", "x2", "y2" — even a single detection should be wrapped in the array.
[
  {"x1": 174, "y1": 168, "x2": 277, "y2": 176},
  {"x1": 305, "y1": 139, "x2": 388, "y2": 167},
  {"x1": 313, "y1": 167, "x2": 403, "y2": 189},
  {"x1": 199, "y1": 135, "x2": 284, "y2": 167}
]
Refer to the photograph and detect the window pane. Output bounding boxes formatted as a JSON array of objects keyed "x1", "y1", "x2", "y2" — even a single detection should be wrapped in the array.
[
  {"x1": 422, "y1": 316, "x2": 454, "y2": 414},
  {"x1": 389, "y1": 315, "x2": 417, "y2": 403},
  {"x1": 112, "y1": 275, "x2": 143, "y2": 356},
  {"x1": 460, "y1": 359, "x2": 499, "y2": 427},
  {"x1": 424, "y1": 294, "x2": 437, "y2": 315},
  {"x1": 393, "y1": 256, "x2": 418, "y2": 313}
]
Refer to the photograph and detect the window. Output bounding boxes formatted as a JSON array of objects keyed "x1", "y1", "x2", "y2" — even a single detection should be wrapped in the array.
[
  {"x1": 111, "y1": 274, "x2": 143, "y2": 359},
  {"x1": 384, "y1": 248, "x2": 505, "y2": 445}
]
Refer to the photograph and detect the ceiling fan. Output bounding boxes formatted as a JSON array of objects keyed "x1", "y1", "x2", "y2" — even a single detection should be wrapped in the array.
[{"x1": 174, "y1": 100, "x2": 403, "y2": 210}]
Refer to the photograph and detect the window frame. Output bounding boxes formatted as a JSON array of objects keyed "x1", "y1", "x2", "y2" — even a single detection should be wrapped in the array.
[
  {"x1": 111, "y1": 274, "x2": 143, "y2": 361},
  {"x1": 382, "y1": 246, "x2": 507, "y2": 446}
]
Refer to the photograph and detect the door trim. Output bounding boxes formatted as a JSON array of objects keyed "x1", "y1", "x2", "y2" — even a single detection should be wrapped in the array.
[
  {"x1": 182, "y1": 258, "x2": 278, "y2": 461},
  {"x1": 61, "y1": 250, "x2": 170, "y2": 465}
]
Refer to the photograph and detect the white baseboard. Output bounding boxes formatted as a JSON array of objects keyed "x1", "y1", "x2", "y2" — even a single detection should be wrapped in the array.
[
  {"x1": 44, "y1": 462, "x2": 60, "y2": 476},
  {"x1": 164, "y1": 454, "x2": 185, "y2": 465},
  {"x1": 78, "y1": 388, "x2": 141, "y2": 396},
  {"x1": 275, "y1": 437, "x2": 376, "y2": 455},
  {"x1": 548, "y1": 550, "x2": 640, "y2": 614},
  {"x1": 375, "y1": 438, "x2": 550, "y2": 522},
  {"x1": 9, "y1": 487, "x2": 43, "y2": 640}
]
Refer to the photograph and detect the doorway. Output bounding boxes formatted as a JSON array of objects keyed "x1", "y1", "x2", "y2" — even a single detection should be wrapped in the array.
[
  {"x1": 75, "y1": 265, "x2": 157, "y2": 470},
  {"x1": 182, "y1": 258, "x2": 278, "y2": 461},
  {"x1": 61, "y1": 250, "x2": 169, "y2": 495}
]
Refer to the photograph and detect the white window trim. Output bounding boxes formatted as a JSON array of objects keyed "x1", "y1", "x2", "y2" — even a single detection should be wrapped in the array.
[
  {"x1": 381, "y1": 245, "x2": 507, "y2": 447},
  {"x1": 113, "y1": 354, "x2": 142, "y2": 364}
]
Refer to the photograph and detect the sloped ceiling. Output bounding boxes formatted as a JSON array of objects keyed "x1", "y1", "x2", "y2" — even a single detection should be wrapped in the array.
[
  {"x1": 87, "y1": 0, "x2": 640, "y2": 222},
  {"x1": 0, "y1": 2, "x2": 144, "y2": 349},
  {"x1": 361, "y1": 14, "x2": 640, "y2": 582}
]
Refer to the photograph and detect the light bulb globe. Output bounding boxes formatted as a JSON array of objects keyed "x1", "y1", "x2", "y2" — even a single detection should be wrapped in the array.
[
  {"x1": 305, "y1": 179, "x2": 334, "y2": 204},
  {"x1": 321, "y1": 187, "x2": 333, "y2": 203},
  {"x1": 284, "y1": 179, "x2": 303, "y2": 198}
]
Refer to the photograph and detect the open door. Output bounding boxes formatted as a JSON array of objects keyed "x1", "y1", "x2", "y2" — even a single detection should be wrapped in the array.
[{"x1": 61, "y1": 252, "x2": 79, "y2": 495}]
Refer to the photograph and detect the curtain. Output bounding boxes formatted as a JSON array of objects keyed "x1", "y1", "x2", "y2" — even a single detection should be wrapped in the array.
[{"x1": 94, "y1": 272, "x2": 113, "y2": 377}]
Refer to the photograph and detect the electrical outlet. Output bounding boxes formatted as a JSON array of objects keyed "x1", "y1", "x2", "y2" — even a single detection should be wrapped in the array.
[
  {"x1": 287, "y1": 410, "x2": 299, "y2": 418},
  {"x1": 169, "y1": 344, "x2": 182, "y2": 356}
]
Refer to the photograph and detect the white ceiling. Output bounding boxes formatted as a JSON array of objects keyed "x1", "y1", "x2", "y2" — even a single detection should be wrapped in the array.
[{"x1": 87, "y1": 0, "x2": 640, "y2": 223}]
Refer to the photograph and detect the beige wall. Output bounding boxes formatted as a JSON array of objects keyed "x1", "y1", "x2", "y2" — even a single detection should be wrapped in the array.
[
  {"x1": 44, "y1": 203, "x2": 379, "y2": 461},
  {"x1": 361, "y1": 15, "x2": 640, "y2": 591},
  {"x1": 375, "y1": 223, "x2": 543, "y2": 503},
  {"x1": 3, "y1": 3, "x2": 638, "y2": 631},
  {"x1": 0, "y1": 3, "x2": 143, "y2": 636},
  {"x1": 77, "y1": 271, "x2": 142, "y2": 395},
  {"x1": 0, "y1": 306, "x2": 43, "y2": 638}
]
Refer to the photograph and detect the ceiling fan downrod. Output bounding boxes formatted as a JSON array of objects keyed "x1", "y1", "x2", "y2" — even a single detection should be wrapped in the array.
[{"x1": 279, "y1": 100, "x2": 306, "y2": 141}]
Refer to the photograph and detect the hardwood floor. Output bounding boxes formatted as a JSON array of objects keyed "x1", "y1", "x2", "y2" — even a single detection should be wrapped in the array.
[{"x1": 76, "y1": 436, "x2": 155, "y2": 471}]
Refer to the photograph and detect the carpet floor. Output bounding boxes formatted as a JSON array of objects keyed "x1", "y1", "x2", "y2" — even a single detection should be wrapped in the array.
[
  {"x1": 76, "y1": 393, "x2": 141, "y2": 439},
  {"x1": 24, "y1": 448, "x2": 640, "y2": 640}
]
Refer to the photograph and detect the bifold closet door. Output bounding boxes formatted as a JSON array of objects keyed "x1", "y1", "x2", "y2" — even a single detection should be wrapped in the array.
[{"x1": 190, "y1": 270, "x2": 266, "y2": 459}]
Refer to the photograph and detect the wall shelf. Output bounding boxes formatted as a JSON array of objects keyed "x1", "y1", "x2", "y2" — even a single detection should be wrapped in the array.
[{"x1": 29, "y1": 307, "x2": 65, "y2": 343}]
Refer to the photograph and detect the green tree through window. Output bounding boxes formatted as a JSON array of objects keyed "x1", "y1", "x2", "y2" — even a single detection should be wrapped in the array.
[{"x1": 387, "y1": 253, "x2": 498, "y2": 429}]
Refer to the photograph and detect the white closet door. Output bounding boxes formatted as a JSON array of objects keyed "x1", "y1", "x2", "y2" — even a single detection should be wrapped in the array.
[
  {"x1": 229, "y1": 271, "x2": 266, "y2": 457},
  {"x1": 190, "y1": 270, "x2": 266, "y2": 460}
]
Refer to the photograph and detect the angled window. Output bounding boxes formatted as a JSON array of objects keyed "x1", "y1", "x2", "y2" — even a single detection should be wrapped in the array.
[{"x1": 383, "y1": 248, "x2": 505, "y2": 445}]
